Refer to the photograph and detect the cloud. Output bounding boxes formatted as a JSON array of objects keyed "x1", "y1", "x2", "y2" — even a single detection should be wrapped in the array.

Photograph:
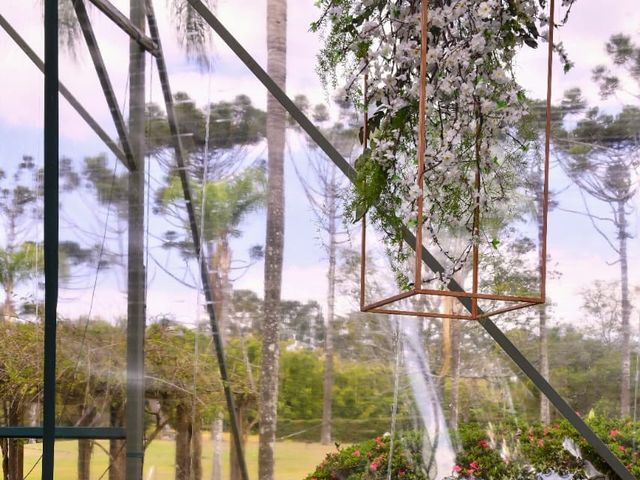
[{"x1": 0, "y1": 0, "x2": 328, "y2": 144}]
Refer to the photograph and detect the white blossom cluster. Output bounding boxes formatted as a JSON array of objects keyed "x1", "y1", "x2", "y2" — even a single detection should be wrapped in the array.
[{"x1": 314, "y1": 0, "x2": 570, "y2": 288}]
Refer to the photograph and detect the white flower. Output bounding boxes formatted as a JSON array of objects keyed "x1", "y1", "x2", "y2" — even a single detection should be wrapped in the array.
[
  {"x1": 491, "y1": 68, "x2": 509, "y2": 84},
  {"x1": 477, "y1": 1, "x2": 493, "y2": 19},
  {"x1": 439, "y1": 78, "x2": 453, "y2": 94},
  {"x1": 470, "y1": 34, "x2": 486, "y2": 53},
  {"x1": 481, "y1": 99, "x2": 495, "y2": 113},
  {"x1": 362, "y1": 20, "x2": 378, "y2": 32},
  {"x1": 442, "y1": 151, "x2": 455, "y2": 164},
  {"x1": 426, "y1": 49, "x2": 438, "y2": 65}
]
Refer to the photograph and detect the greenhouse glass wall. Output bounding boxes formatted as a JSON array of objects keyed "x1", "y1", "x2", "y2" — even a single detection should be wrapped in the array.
[{"x1": 0, "y1": 0, "x2": 638, "y2": 479}]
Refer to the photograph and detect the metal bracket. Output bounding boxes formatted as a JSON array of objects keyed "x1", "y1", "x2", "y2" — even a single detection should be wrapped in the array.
[
  {"x1": 72, "y1": 0, "x2": 137, "y2": 171},
  {"x1": 86, "y1": 0, "x2": 159, "y2": 56}
]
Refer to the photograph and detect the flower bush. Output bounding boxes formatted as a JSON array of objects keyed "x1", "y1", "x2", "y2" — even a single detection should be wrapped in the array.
[
  {"x1": 304, "y1": 415, "x2": 640, "y2": 479},
  {"x1": 304, "y1": 432, "x2": 428, "y2": 479},
  {"x1": 313, "y1": 0, "x2": 576, "y2": 287}
]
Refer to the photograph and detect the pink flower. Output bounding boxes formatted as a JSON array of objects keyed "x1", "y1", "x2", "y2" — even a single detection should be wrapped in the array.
[
  {"x1": 353, "y1": 450, "x2": 361, "y2": 457},
  {"x1": 452, "y1": 465, "x2": 462, "y2": 473},
  {"x1": 375, "y1": 436, "x2": 384, "y2": 447},
  {"x1": 609, "y1": 428, "x2": 620, "y2": 438},
  {"x1": 370, "y1": 461, "x2": 380, "y2": 471},
  {"x1": 469, "y1": 461, "x2": 479, "y2": 470},
  {"x1": 478, "y1": 439, "x2": 490, "y2": 449},
  {"x1": 618, "y1": 445, "x2": 626, "y2": 452}
]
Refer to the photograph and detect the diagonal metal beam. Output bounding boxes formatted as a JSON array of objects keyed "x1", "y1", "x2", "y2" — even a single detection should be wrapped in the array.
[
  {"x1": 0, "y1": 13, "x2": 127, "y2": 167},
  {"x1": 86, "y1": 0, "x2": 159, "y2": 56},
  {"x1": 185, "y1": 2, "x2": 634, "y2": 478},
  {"x1": 145, "y1": 2, "x2": 249, "y2": 479},
  {"x1": 72, "y1": 0, "x2": 137, "y2": 171}
]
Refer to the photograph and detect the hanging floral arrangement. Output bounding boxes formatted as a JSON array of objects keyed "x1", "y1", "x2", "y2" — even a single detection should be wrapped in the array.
[{"x1": 313, "y1": 0, "x2": 575, "y2": 290}]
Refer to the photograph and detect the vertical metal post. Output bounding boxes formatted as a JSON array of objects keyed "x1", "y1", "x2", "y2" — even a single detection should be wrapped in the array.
[
  {"x1": 126, "y1": 0, "x2": 146, "y2": 478},
  {"x1": 42, "y1": 0, "x2": 59, "y2": 478}
]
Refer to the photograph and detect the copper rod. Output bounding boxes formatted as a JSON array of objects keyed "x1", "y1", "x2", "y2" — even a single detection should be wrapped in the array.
[
  {"x1": 414, "y1": 0, "x2": 429, "y2": 287},
  {"x1": 540, "y1": 0, "x2": 555, "y2": 301},
  {"x1": 369, "y1": 307, "x2": 476, "y2": 321},
  {"x1": 362, "y1": 290, "x2": 417, "y2": 311},
  {"x1": 479, "y1": 301, "x2": 543, "y2": 319},
  {"x1": 370, "y1": 300, "x2": 542, "y2": 321},
  {"x1": 472, "y1": 144, "x2": 481, "y2": 318},
  {"x1": 360, "y1": 74, "x2": 369, "y2": 310},
  {"x1": 415, "y1": 289, "x2": 542, "y2": 303}
]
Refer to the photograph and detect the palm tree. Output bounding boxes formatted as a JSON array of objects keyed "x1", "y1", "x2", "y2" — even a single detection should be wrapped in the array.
[{"x1": 259, "y1": 0, "x2": 287, "y2": 478}]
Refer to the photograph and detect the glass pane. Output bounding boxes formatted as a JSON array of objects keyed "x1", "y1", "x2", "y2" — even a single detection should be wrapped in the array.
[{"x1": 2, "y1": 0, "x2": 638, "y2": 478}]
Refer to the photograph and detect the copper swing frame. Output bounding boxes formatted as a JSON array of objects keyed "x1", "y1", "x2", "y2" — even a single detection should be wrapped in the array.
[{"x1": 360, "y1": 0, "x2": 554, "y2": 320}]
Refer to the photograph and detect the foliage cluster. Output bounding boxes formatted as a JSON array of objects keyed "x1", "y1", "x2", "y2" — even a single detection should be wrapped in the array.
[
  {"x1": 305, "y1": 415, "x2": 640, "y2": 480},
  {"x1": 313, "y1": 0, "x2": 576, "y2": 287}
]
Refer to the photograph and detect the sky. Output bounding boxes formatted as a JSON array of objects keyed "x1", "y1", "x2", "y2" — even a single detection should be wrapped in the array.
[{"x1": 0, "y1": 0, "x2": 638, "y2": 332}]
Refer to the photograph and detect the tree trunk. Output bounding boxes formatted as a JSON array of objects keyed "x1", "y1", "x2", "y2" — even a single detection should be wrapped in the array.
[
  {"x1": 207, "y1": 238, "x2": 245, "y2": 479},
  {"x1": 450, "y1": 318, "x2": 461, "y2": 430},
  {"x1": 440, "y1": 315, "x2": 452, "y2": 379},
  {"x1": 618, "y1": 200, "x2": 631, "y2": 417},
  {"x1": 538, "y1": 305, "x2": 550, "y2": 423},
  {"x1": 1, "y1": 437, "x2": 8, "y2": 480},
  {"x1": 2, "y1": 284, "x2": 14, "y2": 321},
  {"x1": 259, "y1": 0, "x2": 287, "y2": 478},
  {"x1": 77, "y1": 406, "x2": 96, "y2": 480},
  {"x1": 175, "y1": 403, "x2": 192, "y2": 480},
  {"x1": 109, "y1": 402, "x2": 126, "y2": 480},
  {"x1": 210, "y1": 416, "x2": 223, "y2": 480},
  {"x1": 7, "y1": 403, "x2": 24, "y2": 480},
  {"x1": 321, "y1": 172, "x2": 336, "y2": 446},
  {"x1": 78, "y1": 439, "x2": 93, "y2": 480},
  {"x1": 190, "y1": 413, "x2": 202, "y2": 480},
  {"x1": 230, "y1": 402, "x2": 249, "y2": 480},
  {"x1": 537, "y1": 184, "x2": 550, "y2": 424},
  {"x1": 208, "y1": 239, "x2": 231, "y2": 342}
]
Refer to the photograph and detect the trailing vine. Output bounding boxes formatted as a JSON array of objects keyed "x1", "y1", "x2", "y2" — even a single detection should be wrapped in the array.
[{"x1": 313, "y1": 0, "x2": 576, "y2": 289}]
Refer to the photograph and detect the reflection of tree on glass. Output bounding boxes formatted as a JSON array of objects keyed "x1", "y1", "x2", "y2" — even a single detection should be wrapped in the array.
[
  {"x1": 150, "y1": 92, "x2": 266, "y2": 480},
  {"x1": 556, "y1": 87, "x2": 638, "y2": 417}
]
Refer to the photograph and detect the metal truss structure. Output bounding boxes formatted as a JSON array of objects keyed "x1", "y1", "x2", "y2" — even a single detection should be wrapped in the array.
[{"x1": 0, "y1": 0, "x2": 634, "y2": 479}]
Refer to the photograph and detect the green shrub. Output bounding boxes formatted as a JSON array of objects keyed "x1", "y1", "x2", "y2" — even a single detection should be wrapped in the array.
[
  {"x1": 304, "y1": 432, "x2": 427, "y2": 480},
  {"x1": 305, "y1": 415, "x2": 640, "y2": 479}
]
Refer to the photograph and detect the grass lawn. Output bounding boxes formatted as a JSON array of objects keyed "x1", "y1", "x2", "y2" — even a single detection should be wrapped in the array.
[{"x1": 21, "y1": 433, "x2": 335, "y2": 479}]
